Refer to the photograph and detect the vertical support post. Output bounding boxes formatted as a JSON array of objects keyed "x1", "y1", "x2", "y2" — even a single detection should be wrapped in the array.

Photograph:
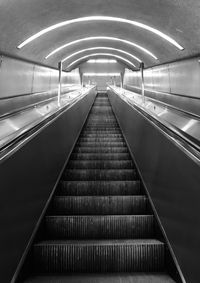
[
  {"x1": 58, "y1": 61, "x2": 62, "y2": 107},
  {"x1": 140, "y1": 62, "x2": 145, "y2": 103},
  {"x1": 120, "y1": 72, "x2": 123, "y2": 92}
]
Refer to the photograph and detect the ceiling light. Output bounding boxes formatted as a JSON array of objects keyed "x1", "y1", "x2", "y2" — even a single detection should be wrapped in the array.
[
  {"x1": 61, "y1": 47, "x2": 142, "y2": 64},
  {"x1": 83, "y1": 73, "x2": 120, "y2": 76},
  {"x1": 66, "y1": 53, "x2": 136, "y2": 69},
  {"x1": 87, "y1": 59, "x2": 117, "y2": 63},
  {"x1": 45, "y1": 36, "x2": 157, "y2": 60},
  {"x1": 17, "y1": 16, "x2": 184, "y2": 50}
]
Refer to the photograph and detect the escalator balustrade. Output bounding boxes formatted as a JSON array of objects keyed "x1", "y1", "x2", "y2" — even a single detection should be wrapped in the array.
[{"x1": 25, "y1": 93, "x2": 175, "y2": 283}]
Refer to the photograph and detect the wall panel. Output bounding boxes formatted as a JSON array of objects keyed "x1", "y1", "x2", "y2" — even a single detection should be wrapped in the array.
[
  {"x1": 0, "y1": 56, "x2": 34, "y2": 97},
  {"x1": 0, "y1": 55, "x2": 81, "y2": 100},
  {"x1": 123, "y1": 56, "x2": 200, "y2": 115}
]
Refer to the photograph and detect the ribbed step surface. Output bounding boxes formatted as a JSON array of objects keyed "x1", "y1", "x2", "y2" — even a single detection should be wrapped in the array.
[
  {"x1": 24, "y1": 274, "x2": 176, "y2": 283},
  {"x1": 33, "y1": 240, "x2": 164, "y2": 273},
  {"x1": 45, "y1": 215, "x2": 154, "y2": 239},
  {"x1": 70, "y1": 153, "x2": 131, "y2": 160},
  {"x1": 63, "y1": 169, "x2": 137, "y2": 181},
  {"x1": 58, "y1": 180, "x2": 141, "y2": 196},
  {"x1": 74, "y1": 147, "x2": 128, "y2": 153},
  {"x1": 68, "y1": 160, "x2": 133, "y2": 169},
  {"x1": 50, "y1": 196, "x2": 147, "y2": 215},
  {"x1": 26, "y1": 93, "x2": 174, "y2": 282}
]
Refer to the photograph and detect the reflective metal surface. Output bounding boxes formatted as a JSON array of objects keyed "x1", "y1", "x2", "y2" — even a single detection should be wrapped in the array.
[
  {"x1": 108, "y1": 89, "x2": 200, "y2": 283},
  {"x1": 0, "y1": 88, "x2": 96, "y2": 282},
  {"x1": 109, "y1": 86, "x2": 200, "y2": 145},
  {"x1": 0, "y1": 86, "x2": 94, "y2": 150}
]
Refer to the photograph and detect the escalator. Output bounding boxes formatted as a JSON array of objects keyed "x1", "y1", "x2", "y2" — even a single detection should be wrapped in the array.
[{"x1": 24, "y1": 93, "x2": 176, "y2": 283}]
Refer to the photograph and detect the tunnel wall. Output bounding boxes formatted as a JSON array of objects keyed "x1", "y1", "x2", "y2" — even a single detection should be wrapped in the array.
[
  {"x1": 0, "y1": 88, "x2": 96, "y2": 283},
  {"x1": 0, "y1": 54, "x2": 81, "y2": 98},
  {"x1": 123, "y1": 56, "x2": 200, "y2": 116},
  {"x1": 108, "y1": 89, "x2": 200, "y2": 283},
  {"x1": 80, "y1": 62, "x2": 124, "y2": 91}
]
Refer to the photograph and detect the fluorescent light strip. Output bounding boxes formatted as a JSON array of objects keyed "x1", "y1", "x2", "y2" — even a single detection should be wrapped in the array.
[
  {"x1": 45, "y1": 36, "x2": 156, "y2": 60},
  {"x1": 87, "y1": 59, "x2": 117, "y2": 63},
  {"x1": 66, "y1": 53, "x2": 136, "y2": 69},
  {"x1": 83, "y1": 72, "x2": 120, "y2": 76},
  {"x1": 61, "y1": 46, "x2": 142, "y2": 64},
  {"x1": 17, "y1": 16, "x2": 184, "y2": 50}
]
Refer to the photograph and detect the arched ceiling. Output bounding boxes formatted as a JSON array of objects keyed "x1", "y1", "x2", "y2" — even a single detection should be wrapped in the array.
[
  {"x1": 0, "y1": 0, "x2": 200, "y2": 69},
  {"x1": 64, "y1": 52, "x2": 136, "y2": 70}
]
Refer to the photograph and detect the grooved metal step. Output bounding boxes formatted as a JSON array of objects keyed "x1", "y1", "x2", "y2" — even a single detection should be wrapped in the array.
[
  {"x1": 70, "y1": 153, "x2": 131, "y2": 160},
  {"x1": 33, "y1": 240, "x2": 165, "y2": 273},
  {"x1": 24, "y1": 273, "x2": 177, "y2": 283},
  {"x1": 63, "y1": 169, "x2": 137, "y2": 181},
  {"x1": 50, "y1": 196, "x2": 147, "y2": 215},
  {"x1": 77, "y1": 142, "x2": 126, "y2": 147},
  {"x1": 68, "y1": 160, "x2": 133, "y2": 169},
  {"x1": 74, "y1": 147, "x2": 128, "y2": 153},
  {"x1": 58, "y1": 180, "x2": 141, "y2": 196},
  {"x1": 80, "y1": 134, "x2": 123, "y2": 138},
  {"x1": 45, "y1": 215, "x2": 154, "y2": 239},
  {"x1": 78, "y1": 137, "x2": 124, "y2": 142}
]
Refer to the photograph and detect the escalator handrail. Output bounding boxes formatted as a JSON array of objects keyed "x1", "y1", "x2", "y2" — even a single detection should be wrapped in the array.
[
  {"x1": 123, "y1": 85, "x2": 200, "y2": 121},
  {"x1": 124, "y1": 83, "x2": 200, "y2": 101},
  {"x1": 109, "y1": 85, "x2": 200, "y2": 164},
  {"x1": 0, "y1": 86, "x2": 81, "y2": 120},
  {"x1": 0, "y1": 86, "x2": 96, "y2": 163}
]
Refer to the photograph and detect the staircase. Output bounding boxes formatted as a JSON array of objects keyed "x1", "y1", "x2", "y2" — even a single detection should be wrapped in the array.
[{"x1": 25, "y1": 93, "x2": 176, "y2": 282}]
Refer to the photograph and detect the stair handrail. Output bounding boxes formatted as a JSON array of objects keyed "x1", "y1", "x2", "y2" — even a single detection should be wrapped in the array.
[
  {"x1": 108, "y1": 85, "x2": 200, "y2": 165},
  {"x1": 0, "y1": 86, "x2": 96, "y2": 163}
]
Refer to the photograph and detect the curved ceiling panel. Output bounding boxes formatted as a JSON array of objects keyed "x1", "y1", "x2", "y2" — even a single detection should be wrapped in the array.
[
  {"x1": 62, "y1": 49, "x2": 138, "y2": 70},
  {"x1": 17, "y1": 16, "x2": 183, "y2": 50},
  {"x1": 61, "y1": 47, "x2": 142, "y2": 66},
  {"x1": 0, "y1": 0, "x2": 199, "y2": 68},
  {"x1": 45, "y1": 37, "x2": 157, "y2": 60},
  {"x1": 65, "y1": 53, "x2": 137, "y2": 70}
]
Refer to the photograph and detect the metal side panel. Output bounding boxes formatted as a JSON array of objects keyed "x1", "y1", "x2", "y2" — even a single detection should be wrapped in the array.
[
  {"x1": 0, "y1": 89, "x2": 96, "y2": 283},
  {"x1": 108, "y1": 90, "x2": 200, "y2": 283}
]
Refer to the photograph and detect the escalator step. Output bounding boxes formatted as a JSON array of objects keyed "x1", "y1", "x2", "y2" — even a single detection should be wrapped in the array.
[
  {"x1": 74, "y1": 147, "x2": 128, "y2": 153},
  {"x1": 83, "y1": 130, "x2": 121, "y2": 134},
  {"x1": 58, "y1": 180, "x2": 141, "y2": 196},
  {"x1": 33, "y1": 240, "x2": 164, "y2": 273},
  {"x1": 45, "y1": 215, "x2": 154, "y2": 239},
  {"x1": 78, "y1": 137, "x2": 124, "y2": 142},
  {"x1": 67, "y1": 160, "x2": 133, "y2": 169},
  {"x1": 76, "y1": 142, "x2": 126, "y2": 147},
  {"x1": 70, "y1": 153, "x2": 131, "y2": 160},
  {"x1": 50, "y1": 196, "x2": 147, "y2": 215},
  {"x1": 80, "y1": 134, "x2": 123, "y2": 138},
  {"x1": 23, "y1": 273, "x2": 177, "y2": 283},
  {"x1": 63, "y1": 169, "x2": 137, "y2": 181}
]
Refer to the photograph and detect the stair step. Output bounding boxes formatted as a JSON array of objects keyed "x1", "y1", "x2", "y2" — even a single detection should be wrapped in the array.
[
  {"x1": 84, "y1": 128, "x2": 119, "y2": 131},
  {"x1": 33, "y1": 240, "x2": 164, "y2": 273},
  {"x1": 68, "y1": 160, "x2": 133, "y2": 169},
  {"x1": 24, "y1": 273, "x2": 176, "y2": 283},
  {"x1": 74, "y1": 147, "x2": 128, "y2": 153},
  {"x1": 50, "y1": 196, "x2": 147, "y2": 215},
  {"x1": 78, "y1": 137, "x2": 124, "y2": 142},
  {"x1": 45, "y1": 215, "x2": 154, "y2": 239},
  {"x1": 71, "y1": 153, "x2": 130, "y2": 160},
  {"x1": 63, "y1": 169, "x2": 137, "y2": 181},
  {"x1": 77, "y1": 142, "x2": 126, "y2": 147},
  {"x1": 58, "y1": 180, "x2": 141, "y2": 196},
  {"x1": 80, "y1": 134, "x2": 123, "y2": 138}
]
